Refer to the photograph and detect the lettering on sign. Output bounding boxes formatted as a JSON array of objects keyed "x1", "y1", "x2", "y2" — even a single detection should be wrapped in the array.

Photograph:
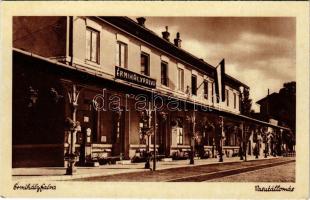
[{"x1": 115, "y1": 66, "x2": 156, "y2": 88}]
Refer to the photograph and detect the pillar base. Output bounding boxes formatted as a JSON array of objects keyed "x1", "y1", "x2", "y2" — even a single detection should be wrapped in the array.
[
  {"x1": 65, "y1": 166, "x2": 77, "y2": 175},
  {"x1": 145, "y1": 160, "x2": 150, "y2": 169}
]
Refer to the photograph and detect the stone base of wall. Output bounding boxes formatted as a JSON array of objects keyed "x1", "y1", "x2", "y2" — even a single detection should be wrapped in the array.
[{"x1": 12, "y1": 144, "x2": 64, "y2": 167}]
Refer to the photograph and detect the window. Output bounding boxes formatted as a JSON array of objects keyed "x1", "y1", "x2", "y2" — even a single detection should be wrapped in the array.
[
  {"x1": 212, "y1": 82, "x2": 214, "y2": 103},
  {"x1": 226, "y1": 89, "x2": 229, "y2": 106},
  {"x1": 239, "y1": 96, "x2": 241, "y2": 111},
  {"x1": 86, "y1": 28, "x2": 100, "y2": 63},
  {"x1": 161, "y1": 61, "x2": 169, "y2": 86},
  {"x1": 176, "y1": 127, "x2": 183, "y2": 145},
  {"x1": 141, "y1": 52, "x2": 150, "y2": 76},
  {"x1": 191, "y1": 75, "x2": 197, "y2": 96},
  {"x1": 177, "y1": 68, "x2": 184, "y2": 91},
  {"x1": 234, "y1": 93, "x2": 237, "y2": 109},
  {"x1": 204, "y1": 81, "x2": 208, "y2": 99},
  {"x1": 116, "y1": 41, "x2": 128, "y2": 68}
]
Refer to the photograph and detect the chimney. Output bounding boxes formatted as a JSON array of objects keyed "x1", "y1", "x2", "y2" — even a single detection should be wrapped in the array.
[
  {"x1": 136, "y1": 17, "x2": 146, "y2": 27},
  {"x1": 162, "y1": 26, "x2": 170, "y2": 41},
  {"x1": 174, "y1": 32, "x2": 182, "y2": 48}
]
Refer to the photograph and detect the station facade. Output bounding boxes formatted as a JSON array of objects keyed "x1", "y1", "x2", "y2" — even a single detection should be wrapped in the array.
[{"x1": 12, "y1": 16, "x2": 293, "y2": 167}]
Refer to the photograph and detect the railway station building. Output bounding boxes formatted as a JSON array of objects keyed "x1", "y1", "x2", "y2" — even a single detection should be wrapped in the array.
[{"x1": 12, "y1": 16, "x2": 293, "y2": 167}]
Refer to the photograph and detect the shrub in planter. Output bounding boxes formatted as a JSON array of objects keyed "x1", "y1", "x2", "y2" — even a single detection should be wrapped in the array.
[
  {"x1": 98, "y1": 158, "x2": 109, "y2": 165},
  {"x1": 131, "y1": 155, "x2": 147, "y2": 163},
  {"x1": 232, "y1": 152, "x2": 239, "y2": 157},
  {"x1": 201, "y1": 151, "x2": 210, "y2": 159}
]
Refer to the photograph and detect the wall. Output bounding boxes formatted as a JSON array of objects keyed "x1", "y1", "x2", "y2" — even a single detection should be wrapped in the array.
[
  {"x1": 13, "y1": 53, "x2": 66, "y2": 167},
  {"x1": 13, "y1": 16, "x2": 67, "y2": 58},
  {"x1": 13, "y1": 16, "x2": 242, "y2": 115},
  {"x1": 71, "y1": 17, "x2": 241, "y2": 115}
]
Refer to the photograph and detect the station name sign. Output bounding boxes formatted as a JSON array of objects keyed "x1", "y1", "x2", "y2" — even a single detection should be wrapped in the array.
[{"x1": 115, "y1": 66, "x2": 156, "y2": 88}]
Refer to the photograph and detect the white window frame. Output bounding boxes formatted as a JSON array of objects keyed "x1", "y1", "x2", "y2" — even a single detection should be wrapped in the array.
[
  {"x1": 177, "y1": 68, "x2": 184, "y2": 92},
  {"x1": 116, "y1": 41, "x2": 128, "y2": 68},
  {"x1": 141, "y1": 52, "x2": 150, "y2": 76},
  {"x1": 234, "y1": 93, "x2": 237, "y2": 109},
  {"x1": 204, "y1": 80, "x2": 208, "y2": 100},
  {"x1": 86, "y1": 27, "x2": 100, "y2": 64},
  {"x1": 161, "y1": 61, "x2": 169, "y2": 87},
  {"x1": 211, "y1": 82, "x2": 215, "y2": 103},
  {"x1": 226, "y1": 89, "x2": 229, "y2": 106},
  {"x1": 191, "y1": 74, "x2": 197, "y2": 96}
]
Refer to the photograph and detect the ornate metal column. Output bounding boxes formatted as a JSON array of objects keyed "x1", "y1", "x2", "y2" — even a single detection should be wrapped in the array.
[
  {"x1": 239, "y1": 122, "x2": 244, "y2": 160},
  {"x1": 261, "y1": 126, "x2": 269, "y2": 158},
  {"x1": 243, "y1": 124, "x2": 250, "y2": 161},
  {"x1": 65, "y1": 84, "x2": 82, "y2": 175},
  {"x1": 215, "y1": 116, "x2": 224, "y2": 162},
  {"x1": 279, "y1": 129, "x2": 284, "y2": 156},
  {"x1": 139, "y1": 102, "x2": 153, "y2": 169},
  {"x1": 253, "y1": 127, "x2": 259, "y2": 159},
  {"x1": 186, "y1": 110, "x2": 196, "y2": 165},
  {"x1": 153, "y1": 109, "x2": 157, "y2": 171}
]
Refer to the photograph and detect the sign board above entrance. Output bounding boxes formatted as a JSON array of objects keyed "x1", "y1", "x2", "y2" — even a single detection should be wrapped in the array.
[{"x1": 115, "y1": 66, "x2": 156, "y2": 88}]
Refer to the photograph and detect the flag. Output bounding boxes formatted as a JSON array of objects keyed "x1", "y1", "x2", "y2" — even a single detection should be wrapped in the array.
[{"x1": 214, "y1": 59, "x2": 225, "y2": 103}]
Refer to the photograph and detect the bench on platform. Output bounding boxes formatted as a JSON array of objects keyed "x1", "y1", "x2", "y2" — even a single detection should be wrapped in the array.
[
  {"x1": 283, "y1": 152, "x2": 296, "y2": 157},
  {"x1": 132, "y1": 153, "x2": 166, "y2": 163},
  {"x1": 172, "y1": 150, "x2": 190, "y2": 160},
  {"x1": 98, "y1": 156, "x2": 121, "y2": 165}
]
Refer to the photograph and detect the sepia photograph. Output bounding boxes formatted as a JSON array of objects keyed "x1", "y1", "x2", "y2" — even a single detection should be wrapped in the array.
[{"x1": 0, "y1": 1, "x2": 309, "y2": 198}]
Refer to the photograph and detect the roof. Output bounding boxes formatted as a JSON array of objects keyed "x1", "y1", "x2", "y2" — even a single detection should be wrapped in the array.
[
  {"x1": 256, "y1": 92, "x2": 278, "y2": 104},
  {"x1": 97, "y1": 16, "x2": 249, "y2": 90}
]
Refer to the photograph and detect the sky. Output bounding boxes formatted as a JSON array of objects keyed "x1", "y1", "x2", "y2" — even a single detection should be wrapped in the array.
[{"x1": 143, "y1": 17, "x2": 296, "y2": 112}]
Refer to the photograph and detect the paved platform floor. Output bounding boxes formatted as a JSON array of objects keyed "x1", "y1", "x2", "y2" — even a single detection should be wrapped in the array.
[{"x1": 12, "y1": 156, "x2": 282, "y2": 181}]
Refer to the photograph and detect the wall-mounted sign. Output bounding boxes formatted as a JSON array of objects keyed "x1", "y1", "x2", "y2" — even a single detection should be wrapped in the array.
[
  {"x1": 115, "y1": 66, "x2": 156, "y2": 88},
  {"x1": 83, "y1": 116, "x2": 89, "y2": 123}
]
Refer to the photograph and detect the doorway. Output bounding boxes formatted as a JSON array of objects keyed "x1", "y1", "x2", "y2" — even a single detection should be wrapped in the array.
[{"x1": 112, "y1": 110, "x2": 126, "y2": 158}]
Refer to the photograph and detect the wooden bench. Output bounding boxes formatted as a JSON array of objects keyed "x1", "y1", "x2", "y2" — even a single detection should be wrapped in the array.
[
  {"x1": 172, "y1": 150, "x2": 190, "y2": 160},
  {"x1": 132, "y1": 153, "x2": 166, "y2": 163},
  {"x1": 98, "y1": 156, "x2": 121, "y2": 165},
  {"x1": 284, "y1": 152, "x2": 296, "y2": 157}
]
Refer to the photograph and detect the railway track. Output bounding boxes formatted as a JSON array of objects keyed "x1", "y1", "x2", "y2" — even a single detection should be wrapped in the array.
[{"x1": 166, "y1": 159, "x2": 295, "y2": 182}]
